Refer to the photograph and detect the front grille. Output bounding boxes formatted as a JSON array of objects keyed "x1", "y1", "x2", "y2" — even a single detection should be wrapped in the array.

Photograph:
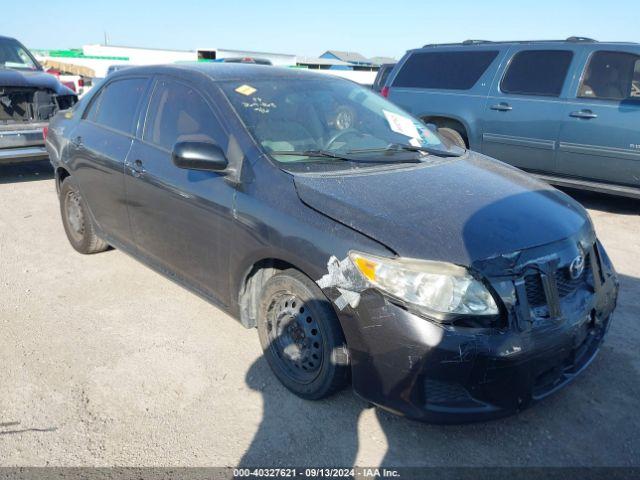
[
  {"x1": 424, "y1": 378, "x2": 473, "y2": 405},
  {"x1": 523, "y1": 253, "x2": 593, "y2": 309}
]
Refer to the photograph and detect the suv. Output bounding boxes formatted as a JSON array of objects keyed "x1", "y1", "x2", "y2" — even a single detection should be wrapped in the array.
[
  {"x1": 372, "y1": 63, "x2": 395, "y2": 92},
  {"x1": 385, "y1": 38, "x2": 640, "y2": 198},
  {"x1": 0, "y1": 35, "x2": 77, "y2": 164}
]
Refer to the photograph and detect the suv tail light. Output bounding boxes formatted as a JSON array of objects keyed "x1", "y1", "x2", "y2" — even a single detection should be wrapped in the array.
[
  {"x1": 78, "y1": 78, "x2": 85, "y2": 88},
  {"x1": 381, "y1": 86, "x2": 389, "y2": 98},
  {"x1": 42, "y1": 126, "x2": 48, "y2": 141}
]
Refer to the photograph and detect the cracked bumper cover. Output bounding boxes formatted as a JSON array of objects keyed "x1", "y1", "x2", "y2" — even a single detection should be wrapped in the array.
[{"x1": 325, "y1": 246, "x2": 618, "y2": 423}]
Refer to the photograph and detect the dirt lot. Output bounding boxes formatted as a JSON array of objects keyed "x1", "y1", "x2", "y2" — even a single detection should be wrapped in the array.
[{"x1": 0, "y1": 161, "x2": 639, "y2": 467}]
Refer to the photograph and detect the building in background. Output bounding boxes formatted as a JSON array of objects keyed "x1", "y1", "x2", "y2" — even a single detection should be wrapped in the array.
[{"x1": 32, "y1": 44, "x2": 394, "y2": 88}]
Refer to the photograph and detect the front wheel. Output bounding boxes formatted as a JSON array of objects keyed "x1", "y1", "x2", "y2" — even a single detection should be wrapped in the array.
[
  {"x1": 257, "y1": 269, "x2": 350, "y2": 400},
  {"x1": 59, "y1": 177, "x2": 109, "y2": 254}
]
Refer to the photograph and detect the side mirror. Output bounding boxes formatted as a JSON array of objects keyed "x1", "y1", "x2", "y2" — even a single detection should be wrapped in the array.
[{"x1": 172, "y1": 141, "x2": 228, "y2": 172}]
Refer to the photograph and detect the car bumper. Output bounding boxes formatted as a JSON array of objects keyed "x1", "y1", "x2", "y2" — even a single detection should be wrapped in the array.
[
  {"x1": 335, "y1": 264, "x2": 618, "y2": 424},
  {"x1": 0, "y1": 124, "x2": 48, "y2": 163}
]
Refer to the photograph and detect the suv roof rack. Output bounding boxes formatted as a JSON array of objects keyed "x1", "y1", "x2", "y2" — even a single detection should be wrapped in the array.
[
  {"x1": 566, "y1": 36, "x2": 597, "y2": 42},
  {"x1": 422, "y1": 37, "x2": 599, "y2": 48}
]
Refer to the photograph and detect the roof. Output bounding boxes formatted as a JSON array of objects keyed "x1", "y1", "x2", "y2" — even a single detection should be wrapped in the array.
[
  {"x1": 112, "y1": 63, "x2": 343, "y2": 83},
  {"x1": 322, "y1": 50, "x2": 371, "y2": 64},
  {"x1": 420, "y1": 37, "x2": 639, "y2": 48}
]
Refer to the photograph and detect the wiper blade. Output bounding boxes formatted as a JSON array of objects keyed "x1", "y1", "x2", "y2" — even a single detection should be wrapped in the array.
[
  {"x1": 346, "y1": 143, "x2": 464, "y2": 158},
  {"x1": 269, "y1": 149, "x2": 421, "y2": 164},
  {"x1": 270, "y1": 149, "x2": 348, "y2": 159}
]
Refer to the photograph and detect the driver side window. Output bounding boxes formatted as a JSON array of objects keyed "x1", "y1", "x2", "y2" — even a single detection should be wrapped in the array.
[{"x1": 143, "y1": 79, "x2": 225, "y2": 152}]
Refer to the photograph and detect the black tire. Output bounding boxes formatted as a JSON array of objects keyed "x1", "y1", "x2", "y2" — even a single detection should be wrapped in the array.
[
  {"x1": 437, "y1": 127, "x2": 467, "y2": 148},
  {"x1": 59, "y1": 177, "x2": 109, "y2": 254},
  {"x1": 257, "y1": 268, "x2": 350, "y2": 400}
]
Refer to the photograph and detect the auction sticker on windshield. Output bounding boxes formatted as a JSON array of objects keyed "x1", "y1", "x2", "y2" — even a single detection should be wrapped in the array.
[
  {"x1": 235, "y1": 84, "x2": 257, "y2": 96},
  {"x1": 383, "y1": 109, "x2": 420, "y2": 139}
]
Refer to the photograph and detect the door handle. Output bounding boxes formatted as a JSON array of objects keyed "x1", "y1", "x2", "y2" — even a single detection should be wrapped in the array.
[
  {"x1": 70, "y1": 136, "x2": 83, "y2": 147},
  {"x1": 131, "y1": 159, "x2": 146, "y2": 177},
  {"x1": 490, "y1": 103, "x2": 513, "y2": 112},
  {"x1": 570, "y1": 110, "x2": 598, "y2": 119}
]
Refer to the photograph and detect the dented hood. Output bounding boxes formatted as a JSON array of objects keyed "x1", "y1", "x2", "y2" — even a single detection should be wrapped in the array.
[
  {"x1": 0, "y1": 69, "x2": 73, "y2": 95},
  {"x1": 293, "y1": 153, "x2": 589, "y2": 267}
]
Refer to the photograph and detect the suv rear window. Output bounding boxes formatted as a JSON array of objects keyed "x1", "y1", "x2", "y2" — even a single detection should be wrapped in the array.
[
  {"x1": 393, "y1": 50, "x2": 499, "y2": 90},
  {"x1": 501, "y1": 50, "x2": 573, "y2": 97},
  {"x1": 578, "y1": 51, "x2": 640, "y2": 101}
]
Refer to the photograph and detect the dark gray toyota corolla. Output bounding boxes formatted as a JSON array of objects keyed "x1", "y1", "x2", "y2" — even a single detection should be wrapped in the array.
[{"x1": 45, "y1": 64, "x2": 619, "y2": 423}]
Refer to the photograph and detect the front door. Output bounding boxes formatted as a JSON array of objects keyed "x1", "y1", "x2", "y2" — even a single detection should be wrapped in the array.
[
  {"x1": 69, "y1": 77, "x2": 149, "y2": 244},
  {"x1": 557, "y1": 49, "x2": 640, "y2": 187},
  {"x1": 481, "y1": 48, "x2": 575, "y2": 173},
  {"x1": 124, "y1": 77, "x2": 235, "y2": 303}
]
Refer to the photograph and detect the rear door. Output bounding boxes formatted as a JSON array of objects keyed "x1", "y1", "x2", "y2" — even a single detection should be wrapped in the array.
[
  {"x1": 556, "y1": 47, "x2": 640, "y2": 187},
  {"x1": 481, "y1": 47, "x2": 577, "y2": 173},
  {"x1": 124, "y1": 76, "x2": 236, "y2": 303},
  {"x1": 69, "y1": 76, "x2": 150, "y2": 245}
]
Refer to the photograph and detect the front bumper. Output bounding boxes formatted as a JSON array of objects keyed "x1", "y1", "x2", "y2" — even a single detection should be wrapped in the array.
[
  {"x1": 334, "y1": 239, "x2": 619, "y2": 423},
  {"x1": 0, "y1": 123, "x2": 48, "y2": 163}
]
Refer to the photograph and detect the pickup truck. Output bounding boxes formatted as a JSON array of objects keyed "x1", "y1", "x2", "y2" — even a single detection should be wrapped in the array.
[{"x1": 0, "y1": 35, "x2": 77, "y2": 164}]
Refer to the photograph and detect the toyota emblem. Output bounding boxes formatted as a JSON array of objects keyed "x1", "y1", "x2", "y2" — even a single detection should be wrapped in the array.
[{"x1": 569, "y1": 254, "x2": 585, "y2": 280}]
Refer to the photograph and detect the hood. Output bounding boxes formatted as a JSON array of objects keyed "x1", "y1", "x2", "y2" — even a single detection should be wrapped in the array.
[
  {"x1": 293, "y1": 153, "x2": 590, "y2": 267},
  {"x1": 0, "y1": 69, "x2": 74, "y2": 95}
]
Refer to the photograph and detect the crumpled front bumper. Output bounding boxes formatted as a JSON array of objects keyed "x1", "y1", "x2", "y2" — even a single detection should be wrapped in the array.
[{"x1": 332, "y1": 236, "x2": 619, "y2": 423}]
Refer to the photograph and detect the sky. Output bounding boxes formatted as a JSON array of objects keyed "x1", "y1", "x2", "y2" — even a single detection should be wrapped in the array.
[{"x1": 4, "y1": 0, "x2": 638, "y2": 59}]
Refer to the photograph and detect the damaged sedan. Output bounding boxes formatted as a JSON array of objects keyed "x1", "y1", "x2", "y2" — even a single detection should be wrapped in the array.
[
  {"x1": 45, "y1": 64, "x2": 618, "y2": 422},
  {"x1": 0, "y1": 35, "x2": 76, "y2": 163}
]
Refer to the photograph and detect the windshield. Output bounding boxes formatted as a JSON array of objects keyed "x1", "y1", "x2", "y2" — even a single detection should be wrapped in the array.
[
  {"x1": 220, "y1": 76, "x2": 461, "y2": 171},
  {"x1": 0, "y1": 38, "x2": 39, "y2": 71}
]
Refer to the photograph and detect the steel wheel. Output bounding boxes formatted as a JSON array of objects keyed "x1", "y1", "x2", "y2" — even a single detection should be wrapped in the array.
[
  {"x1": 65, "y1": 190, "x2": 85, "y2": 244},
  {"x1": 59, "y1": 177, "x2": 109, "y2": 254},
  {"x1": 257, "y1": 269, "x2": 349, "y2": 400},
  {"x1": 265, "y1": 292, "x2": 324, "y2": 384}
]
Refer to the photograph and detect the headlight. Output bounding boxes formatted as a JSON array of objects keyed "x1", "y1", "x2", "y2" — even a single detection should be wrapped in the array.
[{"x1": 349, "y1": 251, "x2": 499, "y2": 316}]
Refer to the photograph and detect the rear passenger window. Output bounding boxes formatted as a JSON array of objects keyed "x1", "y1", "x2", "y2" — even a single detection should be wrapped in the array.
[
  {"x1": 392, "y1": 51, "x2": 499, "y2": 90},
  {"x1": 579, "y1": 51, "x2": 640, "y2": 101},
  {"x1": 501, "y1": 50, "x2": 573, "y2": 97},
  {"x1": 143, "y1": 79, "x2": 223, "y2": 151},
  {"x1": 86, "y1": 78, "x2": 147, "y2": 134}
]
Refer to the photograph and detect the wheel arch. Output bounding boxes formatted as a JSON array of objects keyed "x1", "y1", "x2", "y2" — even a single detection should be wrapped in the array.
[
  {"x1": 236, "y1": 256, "x2": 320, "y2": 329},
  {"x1": 421, "y1": 115, "x2": 470, "y2": 147},
  {"x1": 55, "y1": 166, "x2": 71, "y2": 194}
]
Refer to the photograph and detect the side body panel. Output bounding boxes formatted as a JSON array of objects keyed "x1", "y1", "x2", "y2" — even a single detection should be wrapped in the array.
[
  {"x1": 480, "y1": 45, "x2": 583, "y2": 173},
  {"x1": 124, "y1": 75, "x2": 236, "y2": 305},
  {"x1": 67, "y1": 121, "x2": 134, "y2": 245}
]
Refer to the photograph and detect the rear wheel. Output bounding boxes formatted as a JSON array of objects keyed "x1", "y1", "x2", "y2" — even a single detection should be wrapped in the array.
[
  {"x1": 437, "y1": 127, "x2": 467, "y2": 148},
  {"x1": 257, "y1": 269, "x2": 349, "y2": 400},
  {"x1": 59, "y1": 177, "x2": 109, "y2": 254}
]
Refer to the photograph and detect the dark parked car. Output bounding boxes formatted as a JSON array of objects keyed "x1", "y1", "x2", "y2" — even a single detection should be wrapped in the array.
[
  {"x1": 46, "y1": 64, "x2": 618, "y2": 423},
  {"x1": 372, "y1": 62, "x2": 395, "y2": 92},
  {"x1": 0, "y1": 35, "x2": 76, "y2": 164},
  {"x1": 385, "y1": 38, "x2": 640, "y2": 198}
]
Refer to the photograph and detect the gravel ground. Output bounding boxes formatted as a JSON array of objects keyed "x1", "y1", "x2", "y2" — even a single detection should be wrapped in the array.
[{"x1": 0, "y1": 161, "x2": 638, "y2": 468}]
